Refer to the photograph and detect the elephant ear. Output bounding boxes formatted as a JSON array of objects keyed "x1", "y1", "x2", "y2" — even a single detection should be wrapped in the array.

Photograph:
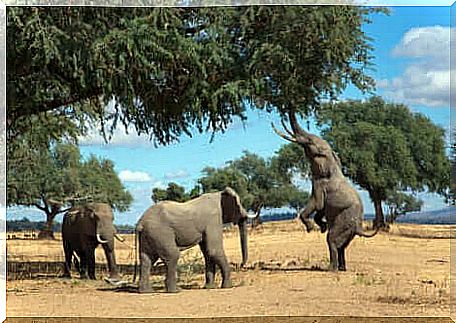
[
  {"x1": 84, "y1": 203, "x2": 97, "y2": 219},
  {"x1": 221, "y1": 187, "x2": 242, "y2": 224}
]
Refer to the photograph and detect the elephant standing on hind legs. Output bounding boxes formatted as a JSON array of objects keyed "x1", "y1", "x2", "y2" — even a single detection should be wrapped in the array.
[
  {"x1": 136, "y1": 187, "x2": 255, "y2": 293},
  {"x1": 61, "y1": 203, "x2": 125, "y2": 281},
  {"x1": 273, "y1": 113, "x2": 379, "y2": 272}
]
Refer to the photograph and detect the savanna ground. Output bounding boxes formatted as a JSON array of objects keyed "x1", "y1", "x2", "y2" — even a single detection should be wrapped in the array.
[{"x1": 6, "y1": 220, "x2": 454, "y2": 318}]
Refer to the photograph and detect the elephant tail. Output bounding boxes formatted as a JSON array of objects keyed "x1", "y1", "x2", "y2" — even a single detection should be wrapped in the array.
[
  {"x1": 133, "y1": 228, "x2": 141, "y2": 284},
  {"x1": 356, "y1": 226, "x2": 380, "y2": 238}
]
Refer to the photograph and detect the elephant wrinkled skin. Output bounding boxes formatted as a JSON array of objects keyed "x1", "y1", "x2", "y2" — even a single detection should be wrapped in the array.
[
  {"x1": 62, "y1": 203, "x2": 123, "y2": 280},
  {"x1": 273, "y1": 113, "x2": 378, "y2": 272},
  {"x1": 136, "y1": 187, "x2": 254, "y2": 293}
]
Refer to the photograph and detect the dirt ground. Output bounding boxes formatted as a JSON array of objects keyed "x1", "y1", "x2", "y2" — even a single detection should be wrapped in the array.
[{"x1": 6, "y1": 220, "x2": 453, "y2": 318}]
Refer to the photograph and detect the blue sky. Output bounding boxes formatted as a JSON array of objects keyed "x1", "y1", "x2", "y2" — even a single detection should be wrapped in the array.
[{"x1": 7, "y1": 6, "x2": 453, "y2": 225}]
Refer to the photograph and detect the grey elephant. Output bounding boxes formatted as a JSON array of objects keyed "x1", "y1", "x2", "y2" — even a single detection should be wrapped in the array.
[
  {"x1": 62, "y1": 202, "x2": 124, "y2": 280},
  {"x1": 273, "y1": 113, "x2": 378, "y2": 272},
  {"x1": 136, "y1": 187, "x2": 255, "y2": 293}
]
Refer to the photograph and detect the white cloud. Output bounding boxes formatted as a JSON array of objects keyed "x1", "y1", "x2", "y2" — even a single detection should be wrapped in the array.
[
  {"x1": 164, "y1": 170, "x2": 189, "y2": 180},
  {"x1": 378, "y1": 26, "x2": 453, "y2": 108},
  {"x1": 392, "y1": 26, "x2": 451, "y2": 60},
  {"x1": 118, "y1": 170, "x2": 152, "y2": 183},
  {"x1": 79, "y1": 124, "x2": 153, "y2": 147}
]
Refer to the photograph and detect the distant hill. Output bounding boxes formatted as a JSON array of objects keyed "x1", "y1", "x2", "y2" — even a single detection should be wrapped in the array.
[
  {"x1": 260, "y1": 206, "x2": 456, "y2": 225},
  {"x1": 6, "y1": 206, "x2": 455, "y2": 233},
  {"x1": 394, "y1": 206, "x2": 455, "y2": 225}
]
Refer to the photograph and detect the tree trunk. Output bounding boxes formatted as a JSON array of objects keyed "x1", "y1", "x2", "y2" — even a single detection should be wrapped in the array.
[
  {"x1": 38, "y1": 211, "x2": 56, "y2": 240},
  {"x1": 373, "y1": 198, "x2": 386, "y2": 229}
]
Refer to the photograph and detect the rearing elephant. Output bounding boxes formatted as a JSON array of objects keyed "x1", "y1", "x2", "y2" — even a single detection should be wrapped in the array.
[
  {"x1": 273, "y1": 113, "x2": 379, "y2": 272},
  {"x1": 136, "y1": 187, "x2": 255, "y2": 293},
  {"x1": 62, "y1": 202, "x2": 124, "y2": 280}
]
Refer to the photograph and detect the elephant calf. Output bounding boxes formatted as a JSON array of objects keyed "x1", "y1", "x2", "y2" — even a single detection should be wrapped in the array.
[
  {"x1": 136, "y1": 187, "x2": 254, "y2": 293},
  {"x1": 62, "y1": 203, "x2": 124, "y2": 280}
]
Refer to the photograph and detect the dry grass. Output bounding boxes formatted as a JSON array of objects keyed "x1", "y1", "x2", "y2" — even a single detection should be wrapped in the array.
[{"x1": 6, "y1": 220, "x2": 452, "y2": 318}]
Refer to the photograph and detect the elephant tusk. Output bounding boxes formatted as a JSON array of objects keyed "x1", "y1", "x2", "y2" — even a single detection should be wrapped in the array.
[
  {"x1": 96, "y1": 234, "x2": 109, "y2": 244},
  {"x1": 246, "y1": 212, "x2": 257, "y2": 219},
  {"x1": 114, "y1": 234, "x2": 125, "y2": 242}
]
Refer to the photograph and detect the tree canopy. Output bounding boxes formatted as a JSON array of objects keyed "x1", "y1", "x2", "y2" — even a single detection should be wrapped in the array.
[
  {"x1": 151, "y1": 182, "x2": 200, "y2": 203},
  {"x1": 317, "y1": 96, "x2": 450, "y2": 228},
  {"x1": 7, "y1": 6, "x2": 382, "y2": 145}
]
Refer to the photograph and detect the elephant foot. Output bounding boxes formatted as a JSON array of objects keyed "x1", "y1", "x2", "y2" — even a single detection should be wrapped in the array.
[
  {"x1": 338, "y1": 266, "x2": 347, "y2": 272},
  {"x1": 80, "y1": 274, "x2": 88, "y2": 280},
  {"x1": 203, "y1": 283, "x2": 216, "y2": 289},
  {"x1": 221, "y1": 280, "x2": 233, "y2": 289},
  {"x1": 166, "y1": 287, "x2": 181, "y2": 293},
  {"x1": 327, "y1": 266, "x2": 338, "y2": 272},
  {"x1": 61, "y1": 273, "x2": 72, "y2": 279}
]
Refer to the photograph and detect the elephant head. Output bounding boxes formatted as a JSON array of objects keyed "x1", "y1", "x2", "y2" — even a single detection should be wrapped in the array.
[
  {"x1": 272, "y1": 113, "x2": 342, "y2": 178},
  {"x1": 83, "y1": 202, "x2": 123, "y2": 279},
  {"x1": 220, "y1": 187, "x2": 256, "y2": 266}
]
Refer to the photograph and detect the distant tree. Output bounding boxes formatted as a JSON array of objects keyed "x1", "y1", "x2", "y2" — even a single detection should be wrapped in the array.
[
  {"x1": 151, "y1": 182, "x2": 193, "y2": 203},
  {"x1": 7, "y1": 141, "x2": 132, "y2": 239},
  {"x1": 198, "y1": 151, "x2": 308, "y2": 227},
  {"x1": 317, "y1": 97, "x2": 450, "y2": 228},
  {"x1": 385, "y1": 192, "x2": 423, "y2": 224}
]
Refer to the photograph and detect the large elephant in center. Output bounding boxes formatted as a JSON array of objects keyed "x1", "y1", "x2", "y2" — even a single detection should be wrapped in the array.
[
  {"x1": 62, "y1": 202, "x2": 124, "y2": 280},
  {"x1": 136, "y1": 187, "x2": 255, "y2": 293}
]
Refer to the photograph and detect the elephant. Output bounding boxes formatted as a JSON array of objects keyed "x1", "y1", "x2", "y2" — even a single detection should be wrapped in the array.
[
  {"x1": 135, "y1": 187, "x2": 255, "y2": 293},
  {"x1": 61, "y1": 202, "x2": 125, "y2": 280},
  {"x1": 273, "y1": 113, "x2": 378, "y2": 272}
]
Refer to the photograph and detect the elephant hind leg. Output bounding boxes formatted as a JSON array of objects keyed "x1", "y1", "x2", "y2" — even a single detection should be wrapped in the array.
[
  {"x1": 163, "y1": 248, "x2": 180, "y2": 293},
  {"x1": 138, "y1": 251, "x2": 158, "y2": 293}
]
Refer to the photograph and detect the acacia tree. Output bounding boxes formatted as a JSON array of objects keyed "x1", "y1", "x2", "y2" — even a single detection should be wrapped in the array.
[
  {"x1": 385, "y1": 192, "x2": 423, "y2": 224},
  {"x1": 7, "y1": 142, "x2": 132, "y2": 239},
  {"x1": 317, "y1": 97, "x2": 450, "y2": 228},
  {"x1": 8, "y1": 6, "x2": 382, "y2": 145}
]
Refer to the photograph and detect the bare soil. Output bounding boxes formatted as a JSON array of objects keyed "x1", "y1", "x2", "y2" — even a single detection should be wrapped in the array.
[{"x1": 6, "y1": 220, "x2": 453, "y2": 318}]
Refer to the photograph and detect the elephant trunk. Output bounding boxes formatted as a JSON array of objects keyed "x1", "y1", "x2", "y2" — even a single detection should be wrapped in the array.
[{"x1": 238, "y1": 219, "x2": 248, "y2": 267}]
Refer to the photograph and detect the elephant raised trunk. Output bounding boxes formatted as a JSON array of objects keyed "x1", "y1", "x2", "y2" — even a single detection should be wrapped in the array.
[{"x1": 238, "y1": 219, "x2": 248, "y2": 266}]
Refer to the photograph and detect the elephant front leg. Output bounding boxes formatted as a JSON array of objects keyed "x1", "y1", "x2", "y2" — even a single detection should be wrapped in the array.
[
  {"x1": 200, "y1": 242, "x2": 216, "y2": 289},
  {"x1": 101, "y1": 243, "x2": 120, "y2": 280},
  {"x1": 79, "y1": 252, "x2": 89, "y2": 279},
  {"x1": 299, "y1": 205, "x2": 316, "y2": 233},
  {"x1": 87, "y1": 251, "x2": 96, "y2": 280}
]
